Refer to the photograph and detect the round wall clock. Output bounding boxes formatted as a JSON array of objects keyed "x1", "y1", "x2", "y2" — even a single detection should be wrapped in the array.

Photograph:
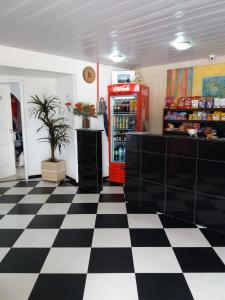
[{"x1": 83, "y1": 66, "x2": 96, "y2": 83}]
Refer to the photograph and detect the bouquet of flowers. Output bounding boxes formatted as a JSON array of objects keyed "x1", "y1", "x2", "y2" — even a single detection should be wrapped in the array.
[{"x1": 65, "y1": 101, "x2": 97, "y2": 118}]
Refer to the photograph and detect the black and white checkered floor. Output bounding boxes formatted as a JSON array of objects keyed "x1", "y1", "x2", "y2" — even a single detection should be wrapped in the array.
[{"x1": 0, "y1": 180, "x2": 225, "y2": 300}]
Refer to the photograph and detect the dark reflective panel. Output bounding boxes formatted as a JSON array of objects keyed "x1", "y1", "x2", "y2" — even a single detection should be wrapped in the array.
[
  {"x1": 197, "y1": 159, "x2": 225, "y2": 198},
  {"x1": 141, "y1": 152, "x2": 165, "y2": 184},
  {"x1": 126, "y1": 151, "x2": 140, "y2": 178},
  {"x1": 79, "y1": 166, "x2": 101, "y2": 193},
  {"x1": 126, "y1": 134, "x2": 140, "y2": 152},
  {"x1": 166, "y1": 156, "x2": 196, "y2": 191},
  {"x1": 165, "y1": 186, "x2": 195, "y2": 223},
  {"x1": 77, "y1": 130, "x2": 102, "y2": 193},
  {"x1": 195, "y1": 192, "x2": 225, "y2": 232},
  {"x1": 167, "y1": 136, "x2": 197, "y2": 157},
  {"x1": 198, "y1": 139, "x2": 225, "y2": 161},
  {"x1": 141, "y1": 135, "x2": 166, "y2": 154},
  {"x1": 80, "y1": 144, "x2": 96, "y2": 168},
  {"x1": 124, "y1": 176, "x2": 140, "y2": 205},
  {"x1": 77, "y1": 130, "x2": 99, "y2": 145},
  {"x1": 141, "y1": 180, "x2": 165, "y2": 213}
]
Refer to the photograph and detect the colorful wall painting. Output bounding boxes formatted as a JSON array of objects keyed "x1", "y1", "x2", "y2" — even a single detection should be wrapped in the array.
[{"x1": 166, "y1": 67, "x2": 193, "y2": 98}]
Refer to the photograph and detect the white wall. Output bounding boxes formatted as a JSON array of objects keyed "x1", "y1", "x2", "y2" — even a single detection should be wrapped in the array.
[
  {"x1": 55, "y1": 76, "x2": 76, "y2": 179},
  {"x1": 138, "y1": 54, "x2": 225, "y2": 134},
  {"x1": 0, "y1": 74, "x2": 56, "y2": 176},
  {"x1": 10, "y1": 82, "x2": 21, "y2": 101},
  {"x1": 0, "y1": 45, "x2": 124, "y2": 179}
]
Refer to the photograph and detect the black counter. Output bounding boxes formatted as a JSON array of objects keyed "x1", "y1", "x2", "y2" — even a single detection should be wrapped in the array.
[
  {"x1": 77, "y1": 129, "x2": 103, "y2": 193},
  {"x1": 125, "y1": 133, "x2": 225, "y2": 233}
]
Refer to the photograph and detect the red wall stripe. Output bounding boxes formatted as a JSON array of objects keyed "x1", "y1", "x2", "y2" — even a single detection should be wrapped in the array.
[{"x1": 97, "y1": 62, "x2": 99, "y2": 101}]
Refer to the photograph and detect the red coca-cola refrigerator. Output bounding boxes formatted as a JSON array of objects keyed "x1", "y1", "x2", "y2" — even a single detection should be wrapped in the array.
[{"x1": 108, "y1": 83, "x2": 150, "y2": 183}]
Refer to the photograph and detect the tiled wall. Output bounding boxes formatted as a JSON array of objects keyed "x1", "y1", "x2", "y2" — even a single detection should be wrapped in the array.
[{"x1": 125, "y1": 134, "x2": 225, "y2": 233}]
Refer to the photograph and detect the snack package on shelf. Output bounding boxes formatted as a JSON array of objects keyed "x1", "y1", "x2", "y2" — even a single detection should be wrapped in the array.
[
  {"x1": 165, "y1": 123, "x2": 175, "y2": 131},
  {"x1": 212, "y1": 111, "x2": 221, "y2": 120},
  {"x1": 165, "y1": 111, "x2": 187, "y2": 120},
  {"x1": 206, "y1": 98, "x2": 214, "y2": 108},
  {"x1": 165, "y1": 97, "x2": 175, "y2": 108},
  {"x1": 191, "y1": 99, "x2": 199, "y2": 108},
  {"x1": 221, "y1": 113, "x2": 225, "y2": 121},
  {"x1": 207, "y1": 114, "x2": 213, "y2": 121},
  {"x1": 184, "y1": 97, "x2": 192, "y2": 108},
  {"x1": 178, "y1": 98, "x2": 185, "y2": 108},
  {"x1": 220, "y1": 98, "x2": 225, "y2": 108},
  {"x1": 198, "y1": 98, "x2": 206, "y2": 108},
  {"x1": 214, "y1": 98, "x2": 221, "y2": 108},
  {"x1": 189, "y1": 113, "x2": 193, "y2": 120}
]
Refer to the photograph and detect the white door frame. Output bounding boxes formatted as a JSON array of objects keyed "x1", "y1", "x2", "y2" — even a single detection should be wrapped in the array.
[{"x1": 0, "y1": 80, "x2": 28, "y2": 180}]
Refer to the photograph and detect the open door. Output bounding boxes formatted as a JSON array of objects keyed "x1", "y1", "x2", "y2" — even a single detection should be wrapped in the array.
[{"x1": 0, "y1": 84, "x2": 16, "y2": 179}]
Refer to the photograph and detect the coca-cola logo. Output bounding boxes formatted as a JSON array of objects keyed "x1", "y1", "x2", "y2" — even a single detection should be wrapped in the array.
[{"x1": 112, "y1": 85, "x2": 130, "y2": 92}]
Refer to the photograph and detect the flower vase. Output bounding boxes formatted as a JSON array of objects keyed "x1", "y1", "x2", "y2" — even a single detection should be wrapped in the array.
[{"x1": 82, "y1": 117, "x2": 90, "y2": 129}]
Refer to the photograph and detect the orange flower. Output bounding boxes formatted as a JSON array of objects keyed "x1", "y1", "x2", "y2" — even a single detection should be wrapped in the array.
[{"x1": 75, "y1": 102, "x2": 83, "y2": 110}]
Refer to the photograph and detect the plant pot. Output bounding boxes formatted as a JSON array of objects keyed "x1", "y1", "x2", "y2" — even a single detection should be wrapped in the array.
[
  {"x1": 41, "y1": 160, "x2": 66, "y2": 182},
  {"x1": 82, "y1": 117, "x2": 90, "y2": 129}
]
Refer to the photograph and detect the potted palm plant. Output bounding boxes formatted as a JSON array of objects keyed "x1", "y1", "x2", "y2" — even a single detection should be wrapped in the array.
[{"x1": 29, "y1": 95, "x2": 70, "y2": 182}]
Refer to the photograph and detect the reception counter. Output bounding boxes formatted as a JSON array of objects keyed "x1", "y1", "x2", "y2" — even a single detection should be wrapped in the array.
[{"x1": 125, "y1": 133, "x2": 225, "y2": 233}]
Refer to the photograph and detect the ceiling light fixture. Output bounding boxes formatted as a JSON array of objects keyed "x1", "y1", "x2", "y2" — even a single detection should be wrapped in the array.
[
  {"x1": 109, "y1": 51, "x2": 125, "y2": 63},
  {"x1": 172, "y1": 41, "x2": 192, "y2": 51}
]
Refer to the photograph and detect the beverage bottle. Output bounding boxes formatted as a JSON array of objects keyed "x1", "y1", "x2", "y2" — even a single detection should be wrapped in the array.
[
  {"x1": 118, "y1": 147, "x2": 123, "y2": 162},
  {"x1": 122, "y1": 101, "x2": 125, "y2": 112},
  {"x1": 122, "y1": 146, "x2": 126, "y2": 161},
  {"x1": 114, "y1": 149, "x2": 118, "y2": 161},
  {"x1": 130, "y1": 100, "x2": 133, "y2": 112},
  {"x1": 124, "y1": 101, "x2": 127, "y2": 112},
  {"x1": 134, "y1": 100, "x2": 137, "y2": 112}
]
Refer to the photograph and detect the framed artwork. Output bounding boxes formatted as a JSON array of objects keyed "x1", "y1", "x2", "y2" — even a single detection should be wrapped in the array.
[
  {"x1": 202, "y1": 76, "x2": 225, "y2": 97},
  {"x1": 166, "y1": 67, "x2": 193, "y2": 98},
  {"x1": 112, "y1": 71, "x2": 135, "y2": 84}
]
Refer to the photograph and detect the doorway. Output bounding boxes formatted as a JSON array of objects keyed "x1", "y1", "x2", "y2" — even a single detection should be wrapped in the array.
[{"x1": 0, "y1": 82, "x2": 26, "y2": 182}]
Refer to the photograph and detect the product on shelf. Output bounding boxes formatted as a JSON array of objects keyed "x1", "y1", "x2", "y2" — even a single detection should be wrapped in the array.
[
  {"x1": 206, "y1": 98, "x2": 214, "y2": 108},
  {"x1": 165, "y1": 111, "x2": 187, "y2": 120},
  {"x1": 220, "y1": 98, "x2": 225, "y2": 108},
  {"x1": 211, "y1": 111, "x2": 221, "y2": 120},
  {"x1": 191, "y1": 99, "x2": 199, "y2": 108},
  {"x1": 113, "y1": 99, "x2": 134, "y2": 113},
  {"x1": 113, "y1": 145, "x2": 126, "y2": 162},
  {"x1": 165, "y1": 96, "x2": 225, "y2": 109}
]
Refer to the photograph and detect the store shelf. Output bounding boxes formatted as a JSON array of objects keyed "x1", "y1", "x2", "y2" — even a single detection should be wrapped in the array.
[
  {"x1": 164, "y1": 108, "x2": 225, "y2": 112},
  {"x1": 113, "y1": 128, "x2": 133, "y2": 131},
  {"x1": 164, "y1": 119, "x2": 225, "y2": 124},
  {"x1": 163, "y1": 130, "x2": 189, "y2": 136},
  {"x1": 113, "y1": 112, "x2": 136, "y2": 115},
  {"x1": 113, "y1": 141, "x2": 126, "y2": 143},
  {"x1": 163, "y1": 130, "x2": 206, "y2": 137}
]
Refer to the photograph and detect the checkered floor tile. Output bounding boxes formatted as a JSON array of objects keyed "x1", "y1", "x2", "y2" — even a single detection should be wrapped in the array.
[{"x1": 0, "y1": 180, "x2": 225, "y2": 299}]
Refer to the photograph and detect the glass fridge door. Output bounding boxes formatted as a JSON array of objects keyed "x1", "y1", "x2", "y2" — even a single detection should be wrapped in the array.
[{"x1": 110, "y1": 94, "x2": 137, "y2": 163}]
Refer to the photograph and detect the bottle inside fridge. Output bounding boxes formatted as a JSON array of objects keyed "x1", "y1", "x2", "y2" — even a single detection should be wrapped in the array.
[{"x1": 110, "y1": 95, "x2": 137, "y2": 163}]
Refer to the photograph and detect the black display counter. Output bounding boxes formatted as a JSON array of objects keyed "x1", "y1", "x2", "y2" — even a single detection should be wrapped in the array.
[
  {"x1": 77, "y1": 129, "x2": 103, "y2": 193},
  {"x1": 125, "y1": 133, "x2": 225, "y2": 233}
]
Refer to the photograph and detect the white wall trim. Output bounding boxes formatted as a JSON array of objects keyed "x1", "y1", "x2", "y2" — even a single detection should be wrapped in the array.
[{"x1": 0, "y1": 79, "x2": 28, "y2": 180}]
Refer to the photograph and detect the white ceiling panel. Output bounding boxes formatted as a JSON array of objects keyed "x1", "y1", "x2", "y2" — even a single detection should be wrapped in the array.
[{"x1": 0, "y1": 0, "x2": 225, "y2": 67}]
